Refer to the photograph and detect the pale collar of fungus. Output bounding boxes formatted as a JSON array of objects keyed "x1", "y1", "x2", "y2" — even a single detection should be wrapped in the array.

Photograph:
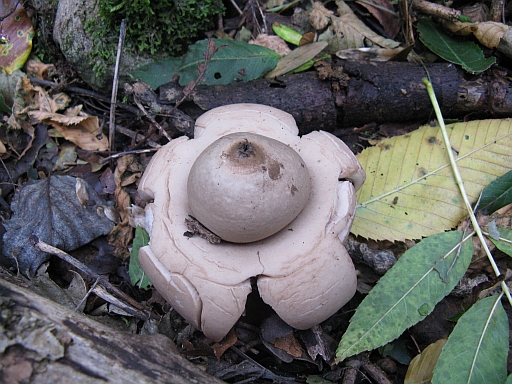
[{"x1": 138, "y1": 104, "x2": 366, "y2": 341}]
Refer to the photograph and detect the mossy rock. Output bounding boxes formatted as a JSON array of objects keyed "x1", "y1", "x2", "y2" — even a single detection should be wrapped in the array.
[{"x1": 53, "y1": 0, "x2": 222, "y2": 91}]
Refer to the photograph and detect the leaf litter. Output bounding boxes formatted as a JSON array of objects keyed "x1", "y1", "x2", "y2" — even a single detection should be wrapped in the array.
[{"x1": 3, "y1": 2, "x2": 506, "y2": 377}]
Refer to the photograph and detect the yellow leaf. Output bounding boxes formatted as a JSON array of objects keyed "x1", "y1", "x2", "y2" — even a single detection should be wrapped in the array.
[{"x1": 352, "y1": 119, "x2": 512, "y2": 241}]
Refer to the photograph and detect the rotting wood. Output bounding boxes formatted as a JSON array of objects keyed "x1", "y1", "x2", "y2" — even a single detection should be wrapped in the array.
[
  {"x1": 158, "y1": 61, "x2": 512, "y2": 134},
  {"x1": 0, "y1": 273, "x2": 224, "y2": 384}
]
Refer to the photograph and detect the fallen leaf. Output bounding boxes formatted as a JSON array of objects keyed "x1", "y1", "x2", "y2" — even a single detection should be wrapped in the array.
[
  {"x1": 309, "y1": 1, "x2": 334, "y2": 30},
  {"x1": 2, "y1": 175, "x2": 114, "y2": 276},
  {"x1": 108, "y1": 155, "x2": 140, "y2": 258},
  {"x1": 405, "y1": 338, "x2": 447, "y2": 384},
  {"x1": 0, "y1": 69, "x2": 26, "y2": 112},
  {"x1": 336, "y1": 46, "x2": 409, "y2": 61},
  {"x1": 129, "y1": 226, "x2": 152, "y2": 290},
  {"x1": 317, "y1": 0, "x2": 400, "y2": 52},
  {"x1": 352, "y1": 119, "x2": 512, "y2": 241},
  {"x1": 442, "y1": 20, "x2": 509, "y2": 49},
  {"x1": 212, "y1": 328, "x2": 237, "y2": 359},
  {"x1": 265, "y1": 42, "x2": 328, "y2": 77},
  {"x1": 0, "y1": 0, "x2": 34, "y2": 74},
  {"x1": 24, "y1": 60, "x2": 56, "y2": 79},
  {"x1": 30, "y1": 107, "x2": 108, "y2": 151},
  {"x1": 274, "y1": 333, "x2": 303, "y2": 358},
  {"x1": 356, "y1": 0, "x2": 400, "y2": 38}
]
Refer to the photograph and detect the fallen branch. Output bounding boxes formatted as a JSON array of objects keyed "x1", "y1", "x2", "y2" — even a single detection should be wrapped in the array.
[{"x1": 157, "y1": 61, "x2": 512, "y2": 133}]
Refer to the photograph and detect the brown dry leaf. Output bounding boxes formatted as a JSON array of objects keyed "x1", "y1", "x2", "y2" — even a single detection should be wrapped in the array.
[
  {"x1": 24, "y1": 60, "x2": 56, "y2": 79},
  {"x1": 274, "y1": 333, "x2": 303, "y2": 358},
  {"x1": 212, "y1": 328, "x2": 237, "y2": 359},
  {"x1": 0, "y1": 140, "x2": 7, "y2": 154},
  {"x1": 442, "y1": 20, "x2": 509, "y2": 49},
  {"x1": 309, "y1": 1, "x2": 334, "y2": 30},
  {"x1": 29, "y1": 107, "x2": 108, "y2": 151},
  {"x1": 108, "y1": 155, "x2": 140, "y2": 258},
  {"x1": 320, "y1": 0, "x2": 400, "y2": 51},
  {"x1": 249, "y1": 34, "x2": 291, "y2": 56},
  {"x1": 405, "y1": 338, "x2": 447, "y2": 383},
  {"x1": 356, "y1": 0, "x2": 400, "y2": 38}
]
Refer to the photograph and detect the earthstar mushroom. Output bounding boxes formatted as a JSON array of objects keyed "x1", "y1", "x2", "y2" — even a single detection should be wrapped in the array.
[{"x1": 138, "y1": 104, "x2": 366, "y2": 341}]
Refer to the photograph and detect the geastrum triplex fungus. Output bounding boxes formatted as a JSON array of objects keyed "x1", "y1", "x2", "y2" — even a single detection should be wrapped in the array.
[{"x1": 138, "y1": 104, "x2": 366, "y2": 341}]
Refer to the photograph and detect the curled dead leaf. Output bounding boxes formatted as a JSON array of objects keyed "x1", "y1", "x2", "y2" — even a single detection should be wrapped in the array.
[
  {"x1": 29, "y1": 109, "x2": 108, "y2": 151},
  {"x1": 442, "y1": 20, "x2": 509, "y2": 49}
]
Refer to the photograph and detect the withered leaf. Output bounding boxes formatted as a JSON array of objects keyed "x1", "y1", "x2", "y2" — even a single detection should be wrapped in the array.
[{"x1": 2, "y1": 175, "x2": 114, "y2": 275}]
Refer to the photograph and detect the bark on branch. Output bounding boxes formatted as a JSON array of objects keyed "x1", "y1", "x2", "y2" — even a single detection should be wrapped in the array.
[
  {"x1": 0, "y1": 274, "x2": 223, "y2": 384},
  {"x1": 160, "y1": 61, "x2": 512, "y2": 134}
]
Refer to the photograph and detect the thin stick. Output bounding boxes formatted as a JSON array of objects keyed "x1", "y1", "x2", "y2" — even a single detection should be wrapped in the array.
[
  {"x1": 133, "y1": 98, "x2": 173, "y2": 142},
  {"x1": 99, "y1": 147, "x2": 159, "y2": 163},
  {"x1": 109, "y1": 19, "x2": 127, "y2": 158},
  {"x1": 30, "y1": 236, "x2": 158, "y2": 320},
  {"x1": 423, "y1": 78, "x2": 512, "y2": 306}
]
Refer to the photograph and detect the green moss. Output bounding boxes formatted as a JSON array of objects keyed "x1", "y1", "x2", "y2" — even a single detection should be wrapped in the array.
[{"x1": 86, "y1": 0, "x2": 224, "y2": 76}]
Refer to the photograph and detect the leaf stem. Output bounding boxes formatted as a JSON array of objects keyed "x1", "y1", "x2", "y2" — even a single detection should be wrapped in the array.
[{"x1": 422, "y1": 78, "x2": 512, "y2": 306}]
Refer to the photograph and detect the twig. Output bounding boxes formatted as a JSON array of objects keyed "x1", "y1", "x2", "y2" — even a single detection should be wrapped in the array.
[
  {"x1": 423, "y1": 78, "x2": 512, "y2": 306},
  {"x1": 115, "y1": 124, "x2": 161, "y2": 148},
  {"x1": 99, "y1": 147, "x2": 159, "y2": 164},
  {"x1": 74, "y1": 277, "x2": 100, "y2": 311},
  {"x1": 168, "y1": 38, "x2": 221, "y2": 116},
  {"x1": 412, "y1": 0, "x2": 461, "y2": 21},
  {"x1": 28, "y1": 78, "x2": 141, "y2": 115},
  {"x1": 133, "y1": 98, "x2": 173, "y2": 142},
  {"x1": 228, "y1": 0, "x2": 243, "y2": 15},
  {"x1": 109, "y1": 19, "x2": 127, "y2": 161},
  {"x1": 229, "y1": 346, "x2": 299, "y2": 382},
  {"x1": 30, "y1": 236, "x2": 159, "y2": 320}
]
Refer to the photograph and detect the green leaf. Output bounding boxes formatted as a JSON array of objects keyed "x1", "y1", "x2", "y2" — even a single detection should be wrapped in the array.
[
  {"x1": 506, "y1": 374, "x2": 512, "y2": 384},
  {"x1": 432, "y1": 294, "x2": 508, "y2": 384},
  {"x1": 129, "y1": 227, "x2": 152, "y2": 290},
  {"x1": 489, "y1": 227, "x2": 512, "y2": 257},
  {"x1": 0, "y1": 93, "x2": 11, "y2": 113},
  {"x1": 272, "y1": 22, "x2": 303, "y2": 45},
  {"x1": 478, "y1": 170, "x2": 512, "y2": 214},
  {"x1": 131, "y1": 39, "x2": 280, "y2": 89},
  {"x1": 335, "y1": 231, "x2": 473, "y2": 362},
  {"x1": 458, "y1": 15, "x2": 473, "y2": 22},
  {"x1": 417, "y1": 18, "x2": 495, "y2": 74},
  {"x1": 353, "y1": 119, "x2": 512, "y2": 241}
]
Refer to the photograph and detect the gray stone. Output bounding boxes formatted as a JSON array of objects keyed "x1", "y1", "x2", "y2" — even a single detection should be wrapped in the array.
[{"x1": 53, "y1": 0, "x2": 161, "y2": 91}]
